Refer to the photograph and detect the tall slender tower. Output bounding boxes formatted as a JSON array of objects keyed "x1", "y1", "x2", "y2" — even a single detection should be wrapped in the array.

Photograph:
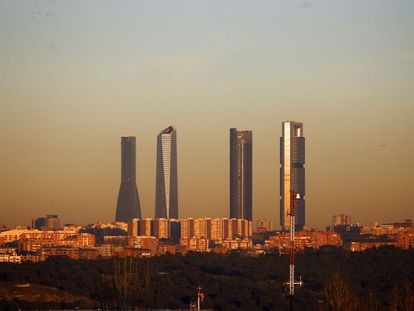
[
  {"x1": 230, "y1": 128, "x2": 253, "y2": 221},
  {"x1": 280, "y1": 121, "x2": 305, "y2": 231},
  {"x1": 115, "y1": 137, "x2": 142, "y2": 222},
  {"x1": 155, "y1": 125, "x2": 178, "y2": 219}
]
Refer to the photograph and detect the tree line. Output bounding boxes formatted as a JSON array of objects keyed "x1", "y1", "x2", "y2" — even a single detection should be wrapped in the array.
[{"x1": 0, "y1": 247, "x2": 413, "y2": 310}]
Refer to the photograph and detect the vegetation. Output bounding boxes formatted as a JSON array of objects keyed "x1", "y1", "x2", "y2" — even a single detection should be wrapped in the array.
[{"x1": 0, "y1": 247, "x2": 413, "y2": 310}]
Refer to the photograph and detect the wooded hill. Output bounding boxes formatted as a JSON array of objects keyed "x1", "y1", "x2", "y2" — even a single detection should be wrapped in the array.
[{"x1": 0, "y1": 247, "x2": 413, "y2": 310}]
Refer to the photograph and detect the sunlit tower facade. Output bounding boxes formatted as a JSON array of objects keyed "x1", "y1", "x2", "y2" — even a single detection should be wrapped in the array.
[
  {"x1": 280, "y1": 121, "x2": 305, "y2": 231},
  {"x1": 230, "y1": 128, "x2": 253, "y2": 221},
  {"x1": 155, "y1": 125, "x2": 178, "y2": 219},
  {"x1": 115, "y1": 137, "x2": 142, "y2": 222}
]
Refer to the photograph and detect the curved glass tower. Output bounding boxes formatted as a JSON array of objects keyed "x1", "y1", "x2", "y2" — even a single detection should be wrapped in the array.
[
  {"x1": 280, "y1": 121, "x2": 305, "y2": 231},
  {"x1": 230, "y1": 128, "x2": 253, "y2": 221},
  {"x1": 155, "y1": 126, "x2": 178, "y2": 219},
  {"x1": 115, "y1": 136, "x2": 141, "y2": 222}
]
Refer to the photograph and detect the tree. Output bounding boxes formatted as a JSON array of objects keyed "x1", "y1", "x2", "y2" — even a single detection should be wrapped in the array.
[{"x1": 318, "y1": 270, "x2": 358, "y2": 311}]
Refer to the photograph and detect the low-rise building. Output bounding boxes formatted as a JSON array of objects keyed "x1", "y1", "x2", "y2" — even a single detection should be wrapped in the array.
[
  {"x1": 139, "y1": 218, "x2": 154, "y2": 236},
  {"x1": 216, "y1": 239, "x2": 252, "y2": 250},
  {"x1": 265, "y1": 231, "x2": 342, "y2": 250},
  {"x1": 343, "y1": 240, "x2": 398, "y2": 252},
  {"x1": 123, "y1": 248, "x2": 152, "y2": 258},
  {"x1": 0, "y1": 247, "x2": 17, "y2": 255},
  {"x1": 18, "y1": 232, "x2": 95, "y2": 252},
  {"x1": 396, "y1": 231, "x2": 414, "y2": 249},
  {"x1": 332, "y1": 214, "x2": 352, "y2": 226},
  {"x1": 153, "y1": 218, "x2": 170, "y2": 239},
  {"x1": 0, "y1": 228, "x2": 38, "y2": 244},
  {"x1": 0, "y1": 254, "x2": 22, "y2": 263},
  {"x1": 180, "y1": 237, "x2": 209, "y2": 253},
  {"x1": 158, "y1": 242, "x2": 177, "y2": 255},
  {"x1": 39, "y1": 247, "x2": 100, "y2": 260},
  {"x1": 180, "y1": 218, "x2": 195, "y2": 239},
  {"x1": 128, "y1": 236, "x2": 159, "y2": 255},
  {"x1": 256, "y1": 219, "x2": 273, "y2": 233},
  {"x1": 102, "y1": 235, "x2": 128, "y2": 247}
]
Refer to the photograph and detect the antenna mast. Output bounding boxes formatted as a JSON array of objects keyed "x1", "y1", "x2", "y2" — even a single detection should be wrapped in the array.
[{"x1": 286, "y1": 190, "x2": 303, "y2": 310}]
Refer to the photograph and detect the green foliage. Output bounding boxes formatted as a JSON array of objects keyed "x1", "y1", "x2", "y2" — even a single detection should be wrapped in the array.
[{"x1": 0, "y1": 248, "x2": 413, "y2": 310}]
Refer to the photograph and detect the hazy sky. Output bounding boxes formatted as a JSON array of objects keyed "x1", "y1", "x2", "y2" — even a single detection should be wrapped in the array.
[{"x1": 1, "y1": 1, "x2": 413, "y2": 228}]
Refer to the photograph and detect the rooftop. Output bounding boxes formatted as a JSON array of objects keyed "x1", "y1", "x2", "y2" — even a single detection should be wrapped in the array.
[{"x1": 161, "y1": 125, "x2": 175, "y2": 135}]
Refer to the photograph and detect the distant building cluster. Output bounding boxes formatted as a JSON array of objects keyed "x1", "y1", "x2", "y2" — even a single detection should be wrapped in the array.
[
  {"x1": 327, "y1": 218, "x2": 414, "y2": 252},
  {"x1": 113, "y1": 122, "x2": 306, "y2": 231},
  {"x1": 2, "y1": 122, "x2": 413, "y2": 263},
  {"x1": 0, "y1": 225, "x2": 95, "y2": 263},
  {"x1": 0, "y1": 216, "x2": 412, "y2": 263},
  {"x1": 264, "y1": 231, "x2": 342, "y2": 250},
  {"x1": 18, "y1": 231, "x2": 95, "y2": 252},
  {"x1": 128, "y1": 217, "x2": 252, "y2": 253},
  {"x1": 0, "y1": 217, "x2": 253, "y2": 262},
  {"x1": 259, "y1": 218, "x2": 414, "y2": 252},
  {"x1": 128, "y1": 217, "x2": 251, "y2": 240}
]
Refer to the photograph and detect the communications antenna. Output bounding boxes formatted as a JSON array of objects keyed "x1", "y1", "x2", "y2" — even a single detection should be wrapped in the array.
[{"x1": 285, "y1": 190, "x2": 303, "y2": 310}]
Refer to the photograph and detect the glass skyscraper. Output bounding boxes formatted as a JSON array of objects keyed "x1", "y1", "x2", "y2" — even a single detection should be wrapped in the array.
[
  {"x1": 155, "y1": 125, "x2": 178, "y2": 219},
  {"x1": 115, "y1": 136, "x2": 142, "y2": 222},
  {"x1": 230, "y1": 128, "x2": 253, "y2": 221},
  {"x1": 280, "y1": 121, "x2": 305, "y2": 231}
]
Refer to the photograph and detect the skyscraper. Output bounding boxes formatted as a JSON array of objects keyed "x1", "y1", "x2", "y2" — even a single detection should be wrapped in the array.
[
  {"x1": 230, "y1": 128, "x2": 252, "y2": 221},
  {"x1": 280, "y1": 121, "x2": 305, "y2": 231},
  {"x1": 115, "y1": 137, "x2": 142, "y2": 222},
  {"x1": 155, "y1": 125, "x2": 178, "y2": 219}
]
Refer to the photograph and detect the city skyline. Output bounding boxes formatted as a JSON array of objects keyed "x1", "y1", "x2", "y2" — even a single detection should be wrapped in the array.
[
  {"x1": 0, "y1": 120, "x2": 412, "y2": 228},
  {"x1": 1, "y1": 1, "x2": 413, "y2": 228},
  {"x1": 1, "y1": 2, "x2": 413, "y2": 310}
]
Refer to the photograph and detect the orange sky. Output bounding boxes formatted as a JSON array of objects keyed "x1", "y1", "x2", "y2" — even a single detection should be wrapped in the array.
[{"x1": 1, "y1": 1, "x2": 413, "y2": 228}]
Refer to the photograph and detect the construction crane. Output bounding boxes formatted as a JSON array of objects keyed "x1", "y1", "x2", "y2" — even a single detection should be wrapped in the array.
[{"x1": 285, "y1": 189, "x2": 303, "y2": 311}]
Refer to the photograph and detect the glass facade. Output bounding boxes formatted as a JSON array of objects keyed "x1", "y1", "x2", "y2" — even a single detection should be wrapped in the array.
[
  {"x1": 230, "y1": 128, "x2": 253, "y2": 221},
  {"x1": 115, "y1": 136, "x2": 142, "y2": 222},
  {"x1": 280, "y1": 121, "x2": 305, "y2": 230},
  {"x1": 155, "y1": 126, "x2": 178, "y2": 219}
]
